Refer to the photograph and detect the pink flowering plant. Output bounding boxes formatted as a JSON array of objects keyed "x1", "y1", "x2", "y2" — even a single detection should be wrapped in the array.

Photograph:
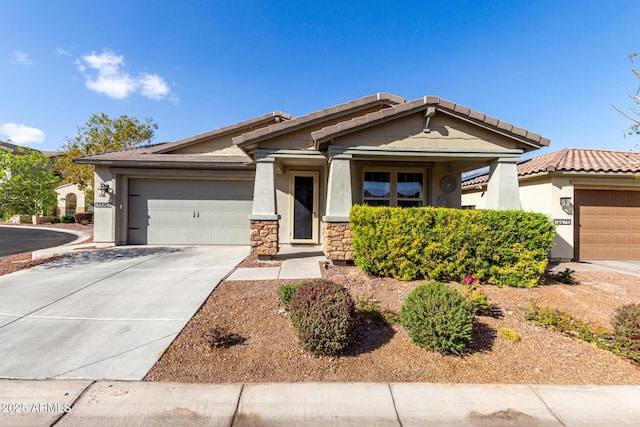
[{"x1": 462, "y1": 274, "x2": 492, "y2": 315}]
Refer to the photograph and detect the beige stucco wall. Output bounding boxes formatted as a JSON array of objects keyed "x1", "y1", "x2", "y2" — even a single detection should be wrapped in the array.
[
  {"x1": 93, "y1": 166, "x2": 117, "y2": 245},
  {"x1": 332, "y1": 113, "x2": 521, "y2": 151},
  {"x1": 55, "y1": 183, "x2": 88, "y2": 216},
  {"x1": 520, "y1": 177, "x2": 574, "y2": 260}
]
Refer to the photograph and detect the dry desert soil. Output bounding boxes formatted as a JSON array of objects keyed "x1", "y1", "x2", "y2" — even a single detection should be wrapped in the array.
[{"x1": 145, "y1": 259, "x2": 640, "y2": 385}]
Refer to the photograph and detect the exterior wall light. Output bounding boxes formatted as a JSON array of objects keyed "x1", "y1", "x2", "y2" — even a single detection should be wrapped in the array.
[
  {"x1": 98, "y1": 182, "x2": 110, "y2": 198},
  {"x1": 560, "y1": 197, "x2": 571, "y2": 208}
]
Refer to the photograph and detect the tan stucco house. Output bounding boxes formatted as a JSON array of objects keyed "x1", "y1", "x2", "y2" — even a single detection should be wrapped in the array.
[
  {"x1": 462, "y1": 148, "x2": 640, "y2": 261},
  {"x1": 76, "y1": 93, "x2": 549, "y2": 261}
]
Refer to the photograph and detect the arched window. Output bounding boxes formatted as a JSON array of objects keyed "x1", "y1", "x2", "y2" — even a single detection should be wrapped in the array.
[{"x1": 66, "y1": 193, "x2": 77, "y2": 216}]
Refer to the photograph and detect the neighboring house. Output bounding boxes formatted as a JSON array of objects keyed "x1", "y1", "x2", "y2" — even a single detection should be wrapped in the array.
[
  {"x1": 462, "y1": 148, "x2": 640, "y2": 261},
  {"x1": 54, "y1": 182, "x2": 88, "y2": 216},
  {"x1": 76, "y1": 93, "x2": 549, "y2": 262},
  {"x1": 0, "y1": 142, "x2": 89, "y2": 217},
  {"x1": 42, "y1": 151, "x2": 90, "y2": 216}
]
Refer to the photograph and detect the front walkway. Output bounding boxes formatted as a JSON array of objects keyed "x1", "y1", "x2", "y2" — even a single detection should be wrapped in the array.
[{"x1": 226, "y1": 245, "x2": 326, "y2": 281}]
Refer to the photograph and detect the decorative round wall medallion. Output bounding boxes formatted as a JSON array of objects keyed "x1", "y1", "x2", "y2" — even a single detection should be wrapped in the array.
[
  {"x1": 437, "y1": 194, "x2": 451, "y2": 207},
  {"x1": 440, "y1": 176, "x2": 457, "y2": 193}
]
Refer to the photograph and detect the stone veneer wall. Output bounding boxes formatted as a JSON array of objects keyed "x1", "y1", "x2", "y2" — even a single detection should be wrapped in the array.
[
  {"x1": 250, "y1": 220, "x2": 279, "y2": 257},
  {"x1": 323, "y1": 222, "x2": 354, "y2": 262}
]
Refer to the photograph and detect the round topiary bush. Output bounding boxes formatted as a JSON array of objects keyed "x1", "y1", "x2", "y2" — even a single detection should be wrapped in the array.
[
  {"x1": 288, "y1": 279, "x2": 357, "y2": 355},
  {"x1": 400, "y1": 281, "x2": 474, "y2": 355},
  {"x1": 611, "y1": 303, "x2": 640, "y2": 365}
]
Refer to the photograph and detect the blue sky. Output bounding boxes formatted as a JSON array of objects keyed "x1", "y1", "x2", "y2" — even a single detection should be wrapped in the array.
[{"x1": 2, "y1": 1, "x2": 640, "y2": 158}]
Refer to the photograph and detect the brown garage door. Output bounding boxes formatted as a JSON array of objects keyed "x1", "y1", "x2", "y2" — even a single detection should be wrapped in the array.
[{"x1": 576, "y1": 189, "x2": 640, "y2": 259}]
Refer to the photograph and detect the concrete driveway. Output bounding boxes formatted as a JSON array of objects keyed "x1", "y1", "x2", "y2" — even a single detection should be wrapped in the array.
[{"x1": 0, "y1": 245, "x2": 248, "y2": 380}]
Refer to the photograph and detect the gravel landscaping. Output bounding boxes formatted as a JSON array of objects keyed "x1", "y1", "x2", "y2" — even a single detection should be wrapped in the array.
[{"x1": 145, "y1": 261, "x2": 640, "y2": 384}]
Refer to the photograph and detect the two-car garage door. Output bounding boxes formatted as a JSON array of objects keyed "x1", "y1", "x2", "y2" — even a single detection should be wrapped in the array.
[
  {"x1": 128, "y1": 178, "x2": 253, "y2": 245},
  {"x1": 576, "y1": 189, "x2": 640, "y2": 259}
]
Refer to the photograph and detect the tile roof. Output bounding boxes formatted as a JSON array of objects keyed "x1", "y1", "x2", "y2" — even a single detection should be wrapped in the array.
[
  {"x1": 75, "y1": 149, "x2": 251, "y2": 166},
  {"x1": 462, "y1": 148, "x2": 640, "y2": 187},
  {"x1": 151, "y1": 111, "x2": 292, "y2": 154},
  {"x1": 232, "y1": 93, "x2": 406, "y2": 148},
  {"x1": 311, "y1": 96, "x2": 550, "y2": 149}
]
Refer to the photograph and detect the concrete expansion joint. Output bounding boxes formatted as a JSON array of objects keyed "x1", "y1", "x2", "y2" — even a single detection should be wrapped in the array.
[
  {"x1": 50, "y1": 380, "x2": 97, "y2": 426},
  {"x1": 230, "y1": 383, "x2": 246, "y2": 426},
  {"x1": 527, "y1": 385, "x2": 568, "y2": 427},
  {"x1": 388, "y1": 383, "x2": 404, "y2": 427}
]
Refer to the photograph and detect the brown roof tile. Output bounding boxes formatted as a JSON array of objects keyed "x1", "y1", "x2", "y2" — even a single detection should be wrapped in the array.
[
  {"x1": 75, "y1": 150, "x2": 251, "y2": 166},
  {"x1": 462, "y1": 148, "x2": 640, "y2": 187},
  {"x1": 232, "y1": 92, "x2": 407, "y2": 147},
  {"x1": 151, "y1": 111, "x2": 292, "y2": 154},
  {"x1": 311, "y1": 96, "x2": 550, "y2": 149}
]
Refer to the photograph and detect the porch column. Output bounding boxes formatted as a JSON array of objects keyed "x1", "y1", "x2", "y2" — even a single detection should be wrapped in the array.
[
  {"x1": 484, "y1": 157, "x2": 521, "y2": 210},
  {"x1": 249, "y1": 157, "x2": 279, "y2": 257},
  {"x1": 323, "y1": 154, "x2": 354, "y2": 263}
]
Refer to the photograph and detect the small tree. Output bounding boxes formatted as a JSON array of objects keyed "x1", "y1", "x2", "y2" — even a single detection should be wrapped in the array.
[
  {"x1": 55, "y1": 113, "x2": 157, "y2": 203},
  {"x1": 612, "y1": 52, "x2": 640, "y2": 137},
  {"x1": 0, "y1": 145, "x2": 59, "y2": 218}
]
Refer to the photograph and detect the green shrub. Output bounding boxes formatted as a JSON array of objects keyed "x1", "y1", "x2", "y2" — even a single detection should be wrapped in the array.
[
  {"x1": 462, "y1": 274, "x2": 492, "y2": 315},
  {"x1": 350, "y1": 205, "x2": 554, "y2": 287},
  {"x1": 277, "y1": 283, "x2": 300, "y2": 309},
  {"x1": 524, "y1": 301, "x2": 615, "y2": 351},
  {"x1": 61, "y1": 214, "x2": 75, "y2": 224},
  {"x1": 611, "y1": 304, "x2": 640, "y2": 365},
  {"x1": 498, "y1": 327, "x2": 521, "y2": 343},
  {"x1": 355, "y1": 294, "x2": 399, "y2": 325},
  {"x1": 400, "y1": 282, "x2": 474, "y2": 355},
  {"x1": 554, "y1": 268, "x2": 577, "y2": 284},
  {"x1": 73, "y1": 212, "x2": 94, "y2": 225},
  {"x1": 51, "y1": 217, "x2": 61, "y2": 224},
  {"x1": 288, "y1": 280, "x2": 357, "y2": 355}
]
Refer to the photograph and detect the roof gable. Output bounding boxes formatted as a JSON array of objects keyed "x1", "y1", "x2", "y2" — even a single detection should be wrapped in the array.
[
  {"x1": 232, "y1": 93, "x2": 406, "y2": 151},
  {"x1": 311, "y1": 96, "x2": 550, "y2": 151}
]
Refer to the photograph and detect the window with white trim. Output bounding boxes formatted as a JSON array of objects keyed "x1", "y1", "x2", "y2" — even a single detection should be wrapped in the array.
[{"x1": 363, "y1": 170, "x2": 424, "y2": 207}]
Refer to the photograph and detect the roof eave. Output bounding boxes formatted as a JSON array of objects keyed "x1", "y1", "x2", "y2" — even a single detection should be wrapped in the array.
[
  {"x1": 154, "y1": 111, "x2": 293, "y2": 154},
  {"x1": 74, "y1": 158, "x2": 253, "y2": 169}
]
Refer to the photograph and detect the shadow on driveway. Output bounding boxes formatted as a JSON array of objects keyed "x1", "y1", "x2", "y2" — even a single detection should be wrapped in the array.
[{"x1": 36, "y1": 247, "x2": 184, "y2": 269}]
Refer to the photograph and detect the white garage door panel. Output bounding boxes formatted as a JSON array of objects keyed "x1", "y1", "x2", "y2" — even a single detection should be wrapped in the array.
[{"x1": 128, "y1": 178, "x2": 253, "y2": 245}]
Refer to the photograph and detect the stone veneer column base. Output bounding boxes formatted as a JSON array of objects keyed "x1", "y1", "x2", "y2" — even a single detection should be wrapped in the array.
[
  {"x1": 323, "y1": 222, "x2": 354, "y2": 262},
  {"x1": 250, "y1": 220, "x2": 279, "y2": 257}
]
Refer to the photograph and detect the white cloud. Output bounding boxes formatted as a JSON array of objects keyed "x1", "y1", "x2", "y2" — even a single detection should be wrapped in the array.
[
  {"x1": 138, "y1": 73, "x2": 170, "y2": 99},
  {"x1": 76, "y1": 50, "x2": 171, "y2": 100},
  {"x1": 12, "y1": 51, "x2": 32, "y2": 65},
  {"x1": 56, "y1": 47, "x2": 72, "y2": 56},
  {"x1": 0, "y1": 123, "x2": 45, "y2": 144}
]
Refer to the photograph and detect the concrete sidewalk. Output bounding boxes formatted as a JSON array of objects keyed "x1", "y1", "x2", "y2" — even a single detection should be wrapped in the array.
[
  {"x1": 227, "y1": 245, "x2": 326, "y2": 281},
  {"x1": 1, "y1": 380, "x2": 639, "y2": 426}
]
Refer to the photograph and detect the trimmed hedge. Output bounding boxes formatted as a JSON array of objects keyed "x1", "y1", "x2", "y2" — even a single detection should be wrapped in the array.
[{"x1": 350, "y1": 205, "x2": 555, "y2": 287}]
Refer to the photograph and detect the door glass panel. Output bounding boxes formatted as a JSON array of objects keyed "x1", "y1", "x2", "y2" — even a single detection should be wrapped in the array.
[{"x1": 293, "y1": 176, "x2": 314, "y2": 240}]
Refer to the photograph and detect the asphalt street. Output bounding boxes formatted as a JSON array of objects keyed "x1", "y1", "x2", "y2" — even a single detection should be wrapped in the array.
[{"x1": 0, "y1": 226, "x2": 77, "y2": 256}]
